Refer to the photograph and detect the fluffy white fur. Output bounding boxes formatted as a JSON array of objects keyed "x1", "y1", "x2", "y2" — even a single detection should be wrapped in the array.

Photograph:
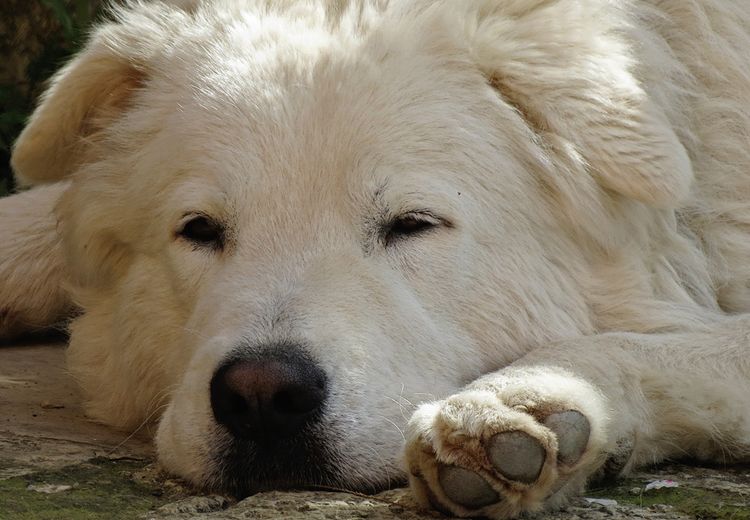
[{"x1": 2, "y1": 0, "x2": 750, "y2": 517}]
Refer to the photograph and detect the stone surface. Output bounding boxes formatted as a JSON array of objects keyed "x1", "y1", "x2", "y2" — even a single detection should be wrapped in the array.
[{"x1": 1, "y1": 343, "x2": 749, "y2": 519}]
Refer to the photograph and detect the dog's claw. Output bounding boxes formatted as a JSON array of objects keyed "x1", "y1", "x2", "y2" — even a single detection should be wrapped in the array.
[
  {"x1": 487, "y1": 430, "x2": 545, "y2": 483},
  {"x1": 543, "y1": 410, "x2": 590, "y2": 465},
  {"x1": 438, "y1": 464, "x2": 500, "y2": 509}
]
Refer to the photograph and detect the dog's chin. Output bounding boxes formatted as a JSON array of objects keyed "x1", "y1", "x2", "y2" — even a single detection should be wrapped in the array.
[{"x1": 207, "y1": 429, "x2": 405, "y2": 498}]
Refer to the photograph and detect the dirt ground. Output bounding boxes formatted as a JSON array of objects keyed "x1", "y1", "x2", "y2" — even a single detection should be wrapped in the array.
[{"x1": 1, "y1": 343, "x2": 748, "y2": 520}]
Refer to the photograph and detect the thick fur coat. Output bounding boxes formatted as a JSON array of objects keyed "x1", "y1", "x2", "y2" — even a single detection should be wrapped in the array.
[{"x1": 1, "y1": 1, "x2": 749, "y2": 517}]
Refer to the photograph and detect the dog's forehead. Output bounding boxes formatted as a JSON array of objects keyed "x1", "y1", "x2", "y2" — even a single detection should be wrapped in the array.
[{"x1": 151, "y1": 4, "x2": 489, "y2": 196}]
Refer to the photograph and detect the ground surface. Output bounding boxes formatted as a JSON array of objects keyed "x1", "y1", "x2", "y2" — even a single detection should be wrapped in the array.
[{"x1": 1, "y1": 343, "x2": 748, "y2": 520}]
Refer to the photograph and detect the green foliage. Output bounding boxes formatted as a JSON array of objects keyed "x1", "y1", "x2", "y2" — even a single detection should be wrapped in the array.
[
  {"x1": 41, "y1": 0, "x2": 97, "y2": 45},
  {"x1": 0, "y1": 0, "x2": 100, "y2": 197}
]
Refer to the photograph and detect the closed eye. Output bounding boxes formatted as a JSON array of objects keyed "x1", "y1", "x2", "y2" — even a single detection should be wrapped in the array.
[{"x1": 384, "y1": 212, "x2": 442, "y2": 245}]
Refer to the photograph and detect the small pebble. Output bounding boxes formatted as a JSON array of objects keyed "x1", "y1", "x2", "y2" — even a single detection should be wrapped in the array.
[
  {"x1": 40, "y1": 401, "x2": 65, "y2": 409},
  {"x1": 27, "y1": 483, "x2": 73, "y2": 494},
  {"x1": 649, "y1": 504, "x2": 674, "y2": 512}
]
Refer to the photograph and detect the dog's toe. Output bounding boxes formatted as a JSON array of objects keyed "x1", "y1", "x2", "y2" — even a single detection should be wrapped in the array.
[
  {"x1": 543, "y1": 410, "x2": 590, "y2": 465},
  {"x1": 438, "y1": 464, "x2": 500, "y2": 508},
  {"x1": 486, "y1": 430, "x2": 545, "y2": 483}
]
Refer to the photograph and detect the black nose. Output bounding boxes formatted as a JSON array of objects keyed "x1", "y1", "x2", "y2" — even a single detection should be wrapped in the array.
[{"x1": 210, "y1": 347, "x2": 328, "y2": 441}]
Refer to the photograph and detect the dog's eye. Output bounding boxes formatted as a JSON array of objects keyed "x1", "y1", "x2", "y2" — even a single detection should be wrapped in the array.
[
  {"x1": 178, "y1": 215, "x2": 224, "y2": 249},
  {"x1": 385, "y1": 213, "x2": 440, "y2": 245}
]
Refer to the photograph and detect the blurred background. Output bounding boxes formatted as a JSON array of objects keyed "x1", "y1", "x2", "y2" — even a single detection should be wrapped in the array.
[{"x1": 0, "y1": 0, "x2": 103, "y2": 196}]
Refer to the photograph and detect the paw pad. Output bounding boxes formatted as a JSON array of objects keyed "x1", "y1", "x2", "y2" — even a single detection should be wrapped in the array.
[
  {"x1": 438, "y1": 464, "x2": 499, "y2": 508},
  {"x1": 487, "y1": 431, "x2": 545, "y2": 483},
  {"x1": 543, "y1": 410, "x2": 590, "y2": 465}
]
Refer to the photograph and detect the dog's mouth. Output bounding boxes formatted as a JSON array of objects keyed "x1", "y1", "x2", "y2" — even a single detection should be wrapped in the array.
[
  {"x1": 209, "y1": 432, "x2": 405, "y2": 498},
  {"x1": 210, "y1": 438, "x2": 336, "y2": 497}
]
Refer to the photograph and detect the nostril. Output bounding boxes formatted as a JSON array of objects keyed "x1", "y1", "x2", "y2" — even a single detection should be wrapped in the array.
[
  {"x1": 210, "y1": 368, "x2": 257, "y2": 436},
  {"x1": 273, "y1": 384, "x2": 326, "y2": 416},
  {"x1": 227, "y1": 389, "x2": 250, "y2": 416},
  {"x1": 210, "y1": 347, "x2": 329, "y2": 442}
]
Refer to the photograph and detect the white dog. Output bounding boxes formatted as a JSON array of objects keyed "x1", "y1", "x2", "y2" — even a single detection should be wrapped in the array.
[{"x1": 2, "y1": 0, "x2": 749, "y2": 518}]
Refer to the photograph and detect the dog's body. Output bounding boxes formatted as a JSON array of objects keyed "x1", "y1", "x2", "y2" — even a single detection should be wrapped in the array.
[{"x1": 2, "y1": 0, "x2": 750, "y2": 517}]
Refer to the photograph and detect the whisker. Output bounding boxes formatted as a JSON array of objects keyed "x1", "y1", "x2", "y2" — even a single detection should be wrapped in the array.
[
  {"x1": 106, "y1": 399, "x2": 172, "y2": 457},
  {"x1": 377, "y1": 414, "x2": 406, "y2": 443},
  {"x1": 384, "y1": 396, "x2": 410, "y2": 422}
]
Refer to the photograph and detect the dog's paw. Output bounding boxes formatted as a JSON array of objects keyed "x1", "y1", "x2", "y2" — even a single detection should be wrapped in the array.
[{"x1": 404, "y1": 369, "x2": 609, "y2": 519}]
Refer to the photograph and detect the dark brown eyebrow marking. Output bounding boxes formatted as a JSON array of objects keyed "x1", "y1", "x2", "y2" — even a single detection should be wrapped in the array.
[{"x1": 361, "y1": 180, "x2": 391, "y2": 256}]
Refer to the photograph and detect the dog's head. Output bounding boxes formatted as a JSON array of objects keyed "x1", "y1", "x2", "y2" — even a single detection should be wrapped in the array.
[{"x1": 12, "y1": 0, "x2": 691, "y2": 495}]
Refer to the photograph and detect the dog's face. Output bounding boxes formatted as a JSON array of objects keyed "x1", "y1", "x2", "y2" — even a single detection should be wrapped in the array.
[
  {"x1": 12, "y1": 0, "x2": 691, "y2": 495},
  {"x1": 121, "y1": 5, "x2": 581, "y2": 493}
]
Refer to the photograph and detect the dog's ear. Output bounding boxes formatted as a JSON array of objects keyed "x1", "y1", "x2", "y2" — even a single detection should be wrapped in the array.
[
  {"x1": 12, "y1": 43, "x2": 143, "y2": 186},
  {"x1": 10, "y1": 7, "x2": 176, "y2": 187},
  {"x1": 468, "y1": 0, "x2": 693, "y2": 208}
]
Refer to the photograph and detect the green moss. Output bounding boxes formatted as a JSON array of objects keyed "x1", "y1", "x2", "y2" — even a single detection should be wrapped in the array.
[
  {"x1": 588, "y1": 477, "x2": 750, "y2": 520},
  {"x1": 0, "y1": 457, "x2": 172, "y2": 520}
]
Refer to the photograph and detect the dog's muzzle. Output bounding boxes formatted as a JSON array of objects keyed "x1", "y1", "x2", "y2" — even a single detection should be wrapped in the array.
[{"x1": 207, "y1": 344, "x2": 342, "y2": 496}]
